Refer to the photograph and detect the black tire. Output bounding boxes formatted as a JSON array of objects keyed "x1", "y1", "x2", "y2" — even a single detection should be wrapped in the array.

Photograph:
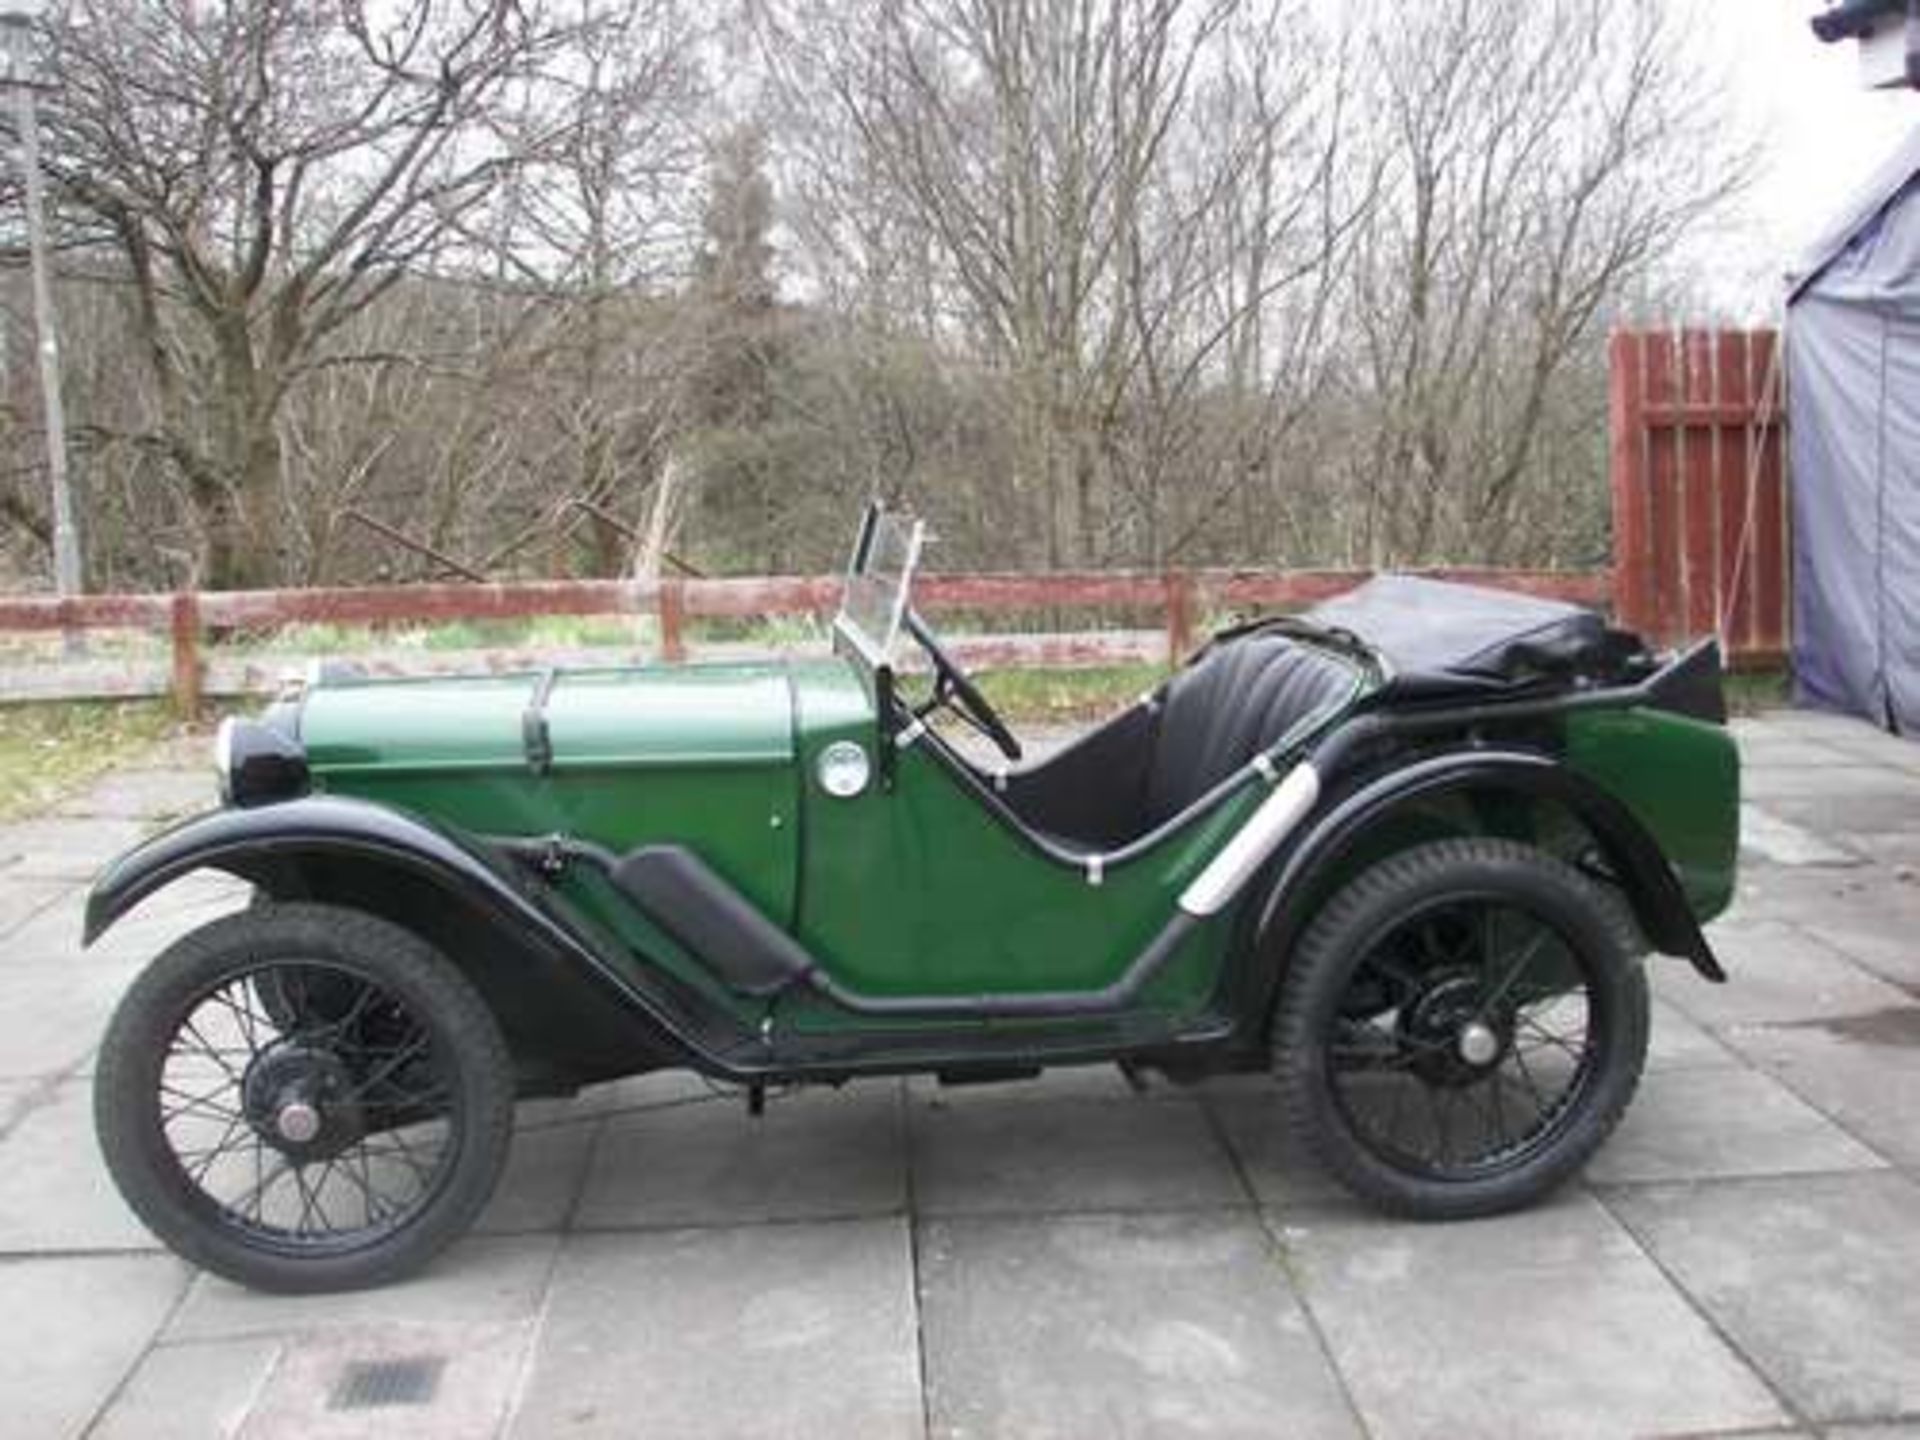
[
  {"x1": 1273, "y1": 838, "x2": 1648, "y2": 1219},
  {"x1": 95, "y1": 902, "x2": 515, "y2": 1293}
]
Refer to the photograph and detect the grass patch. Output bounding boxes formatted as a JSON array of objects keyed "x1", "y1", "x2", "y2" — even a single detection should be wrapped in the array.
[
  {"x1": 0, "y1": 700, "x2": 186, "y2": 821},
  {"x1": 973, "y1": 663, "x2": 1168, "y2": 724}
]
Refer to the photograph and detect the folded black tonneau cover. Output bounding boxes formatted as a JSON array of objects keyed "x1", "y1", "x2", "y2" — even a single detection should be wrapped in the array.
[{"x1": 1305, "y1": 575, "x2": 1642, "y2": 700}]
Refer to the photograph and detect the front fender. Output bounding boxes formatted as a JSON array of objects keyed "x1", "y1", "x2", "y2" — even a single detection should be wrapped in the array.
[
  {"x1": 1250, "y1": 748, "x2": 1726, "y2": 987},
  {"x1": 83, "y1": 795, "x2": 727, "y2": 1075},
  {"x1": 87, "y1": 795, "x2": 528, "y2": 946}
]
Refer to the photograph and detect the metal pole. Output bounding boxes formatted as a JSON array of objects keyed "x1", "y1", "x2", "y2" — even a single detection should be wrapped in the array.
[{"x1": 11, "y1": 77, "x2": 80, "y2": 628}]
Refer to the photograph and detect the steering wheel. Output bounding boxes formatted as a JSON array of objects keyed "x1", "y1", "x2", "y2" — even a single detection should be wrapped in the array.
[{"x1": 904, "y1": 609, "x2": 1023, "y2": 761}]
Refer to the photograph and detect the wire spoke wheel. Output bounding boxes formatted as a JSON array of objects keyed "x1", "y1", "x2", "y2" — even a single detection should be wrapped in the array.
[
  {"x1": 157, "y1": 960, "x2": 458, "y2": 1253},
  {"x1": 1275, "y1": 840, "x2": 1649, "y2": 1220},
  {"x1": 1326, "y1": 901, "x2": 1597, "y2": 1181},
  {"x1": 97, "y1": 904, "x2": 514, "y2": 1293}
]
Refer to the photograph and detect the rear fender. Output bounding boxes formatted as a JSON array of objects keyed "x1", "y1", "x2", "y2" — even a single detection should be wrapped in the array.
[
  {"x1": 85, "y1": 795, "x2": 718, "y2": 1078},
  {"x1": 1246, "y1": 748, "x2": 1725, "y2": 1017}
]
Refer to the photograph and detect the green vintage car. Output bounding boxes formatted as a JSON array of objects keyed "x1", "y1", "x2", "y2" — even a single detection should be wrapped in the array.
[{"x1": 87, "y1": 503, "x2": 1738, "y2": 1292}]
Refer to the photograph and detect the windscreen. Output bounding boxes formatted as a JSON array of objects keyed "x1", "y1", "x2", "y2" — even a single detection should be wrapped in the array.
[{"x1": 835, "y1": 504, "x2": 924, "y2": 664}]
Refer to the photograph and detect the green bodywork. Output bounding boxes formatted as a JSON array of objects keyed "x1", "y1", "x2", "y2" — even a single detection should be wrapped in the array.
[
  {"x1": 302, "y1": 666, "x2": 800, "y2": 927},
  {"x1": 299, "y1": 656, "x2": 1355, "y2": 1025},
  {"x1": 295, "y1": 646, "x2": 1740, "y2": 1038},
  {"x1": 1564, "y1": 707, "x2": 1740, "y2": 921}
]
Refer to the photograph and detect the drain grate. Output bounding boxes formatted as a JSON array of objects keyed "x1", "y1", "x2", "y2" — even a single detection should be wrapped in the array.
[{"x1": 328, "y1": 1355, "x2": 447, "y2": 1411}]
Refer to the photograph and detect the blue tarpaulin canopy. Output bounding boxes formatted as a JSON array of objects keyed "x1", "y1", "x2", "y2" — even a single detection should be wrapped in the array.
[{"x1": 1787, "y1": 124, "x2": 1920, "y2": 731}]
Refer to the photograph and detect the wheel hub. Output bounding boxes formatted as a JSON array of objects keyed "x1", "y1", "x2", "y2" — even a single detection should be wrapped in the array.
[
  {"x1": 1456, "y1": 1019, "x2": 1501, "y2": 1066},
  {"x1": 241, "y1": 1044, "x2": 362, "y2": 1161},
  {"x1": 273, "y1": 1099, "x2": 321, "y2": 1144},
  {"x1": 1401, "y1": 973, "x2": 1512, "y2": 1085}
]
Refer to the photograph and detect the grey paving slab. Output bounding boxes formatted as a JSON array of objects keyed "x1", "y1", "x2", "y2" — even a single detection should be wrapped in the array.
[
  {"x1": 90, "y1": 1336, "x2": 283, "y2": 1440},
  {"x1": 54, "y1": 768, "x2": 215, "y2": 821},
  {"x1": 1723, "y1": 1016, "x2": 1920, "y2": 1169},
  {"x1": 1722, "y1": 865, "x2": 1887, "y2": 928},
  {"x1": 474, "y1": 1117, "x2": 601, "y2": 1235},
  {"x1": 2, "y1": 893, "x2": 90, "y2": 963},
  {"x1": 575, "y1": 1082, "x2": 905, "y2": 1229},
  {"x1": 0, "y1": 957, "x2": 136, "y2": 1080},
  {"x1": 239, "y1": 1319, "x2": 533, "y2": 1440},
  {"x1": 1285, "y1": 1192, "x2": 1786, "y2": 1440},
  {"x1": 166, "y1": 1234, "x2": 558, "y2": 1342},
  {"x1": 1725, "y1": 876, "x2": 1920, "y2": 981},
  {"x1": 0, "y1": 816, "x2": 150, "y2": 880},
  {"x1": 1201, "y1": 1087, "x2": 1352, "y2": 1211},
  {"x1": 1647, "y1": 995, "x2": 1742, "y2": 1071},
  {"x1": 1744, "y1": 766, "x2": 1920, "y2": 802},
  {"x1": 920, "y1": 1211, "x2": 1361, "y2": 1440},
  {"x1": 1754, "y1": 788, "x2": 1920, "y2": 840},
  {"x1": 1739, "y1": 805, "x2": 1865, "y2": 868},
  {"x1": 0, "y1": 1077, "x2": 37, "y2": 1131},
  {"x1": 1735, "y1": 735, "x2": 1858, "y2": 768},
  {"x1": 908, "y1": 1059, "x2": 1192, "y2": 1106},
  {"x1": 0, "y1": 1079, "x2": 158, "y2": 1253},
  {"x1": 1742, "y1": 710, "x2": 1895, "y2": 743},
  {"x1": 1607, "y1": 1171, "x2": 1920, "y2": 1424},
  {"x1": 1818, "y1": 728, "x2": 1920, "y2": 773},
  {"x1": 511, "y1": 1066, "x2": 718, "y2": 1127},
  {"x1": 0, "y1": 873, "x2": 75, "y2": 940},
  {"x1": 509, "y1": 1221, "x2": 921, "y2": 1440},
  {"x1": 1660, "y1": 921, "x2": 1914, "y2": 1028},
  {"x1": 6, "y1": 878, "x2": 248, "y2": 968},
  {"x1": 1780, "y1": 903, "x2": 1920, "y2": 993},
  {"x1": 1584, "y1": 1066, "x2": 1886, "y2": 1185},
  {"x1": 911, "y1": 1093, "x2": 1244, "y2": 1217},
  {"x1": 0, "y1": 1253, "x2": 191, "y2": 1440},
  {"x1": 1825, "y1": 831, "x2": 1920, "y2": 869}
]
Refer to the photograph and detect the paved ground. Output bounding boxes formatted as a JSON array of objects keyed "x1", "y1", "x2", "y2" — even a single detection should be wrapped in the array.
[{"x1": 3, "y1": 710, "x2": 1919, "y2": 1438}]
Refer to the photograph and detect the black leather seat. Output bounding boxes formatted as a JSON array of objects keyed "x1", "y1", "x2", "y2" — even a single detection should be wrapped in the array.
[
  {"x1": 1141, "y1": 633, "x2": 1357, "y2": 825},
  {"x1": 981, "y1": 628, "x2": 1359, "y2": 851},
  {"x1": 989, "y1": 629, "x2": 1357, "y2": 849},
  {"x1": 986, "y1": 577, "x2": 1630, "y2": 853}
]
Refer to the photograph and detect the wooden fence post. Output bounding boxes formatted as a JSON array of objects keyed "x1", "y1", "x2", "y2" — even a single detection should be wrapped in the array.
[
  {"x1": 170, "y1": 589, "x2": 203, "y2": 721},
  {"x1": 1609, "y1": 330, "x2": 1653, "y2": 639},
  {"x1": 1163, "y1": 571, "x2": 1196, "y2": 665},
  {"x1": 658, "y1": 578, "x2": 686, "y2": 663}
]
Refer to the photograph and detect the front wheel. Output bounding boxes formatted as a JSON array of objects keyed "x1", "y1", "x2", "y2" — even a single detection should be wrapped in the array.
[
  {"x1": 95, "y1": 902, "x2": 514, "y2": 1292},
  {"x1": 1273, "y1": 839, "x2": 1649, "y2": 1219}
]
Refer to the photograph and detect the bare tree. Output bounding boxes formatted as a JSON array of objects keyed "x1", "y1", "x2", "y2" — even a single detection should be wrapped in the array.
[
  {"x1": 770, "y1": 0, "x2": 1222, "y2": 564},
  {"x1": 761, "y1": 0, "x2": 1355, "y2": 568},
  {"x1": 34, "y1": 0, "x2": 578, "y2": 586},
  {"x1": 499, "y1": 0, "x2": 707, "y2": 577},
  {"x1": 1337, "y1": 0, "x2": 1754, "y2": 567},
  {"x1": 0, "y1": 0, "x2": 1757, "y2": 594}
]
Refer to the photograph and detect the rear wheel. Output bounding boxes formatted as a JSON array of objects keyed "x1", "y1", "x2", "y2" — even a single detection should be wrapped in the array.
[
  {"x1": 1274, "y1": 839, "x2": 1648, "y2": 1218},
  {"x1": 95, "y1": 902, "x2": 514, "y2": 1292}
]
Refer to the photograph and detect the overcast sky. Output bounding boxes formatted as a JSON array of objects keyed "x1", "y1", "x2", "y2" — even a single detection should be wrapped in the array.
[{"x1": 1725, "y1": 2, "x2": 1919, "y2": 312}]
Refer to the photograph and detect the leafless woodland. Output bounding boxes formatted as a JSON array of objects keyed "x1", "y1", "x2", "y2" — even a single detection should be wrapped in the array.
[{"x1": 0, "y1": 0, "x2": 1751, "y2": 593}]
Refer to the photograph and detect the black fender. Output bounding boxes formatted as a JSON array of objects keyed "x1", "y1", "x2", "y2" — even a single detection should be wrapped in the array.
[
  {"x1": 83, "y1": 795, "x2": 726, "y2": 1075},
  {"x1": 1246, "y1": 747, "x2": 1725, "y2": 1014}
]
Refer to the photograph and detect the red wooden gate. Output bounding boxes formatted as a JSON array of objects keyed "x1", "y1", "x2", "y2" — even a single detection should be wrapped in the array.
[{"x1": 1609, "y1": 327, "x2": 1788, "y2": 666}]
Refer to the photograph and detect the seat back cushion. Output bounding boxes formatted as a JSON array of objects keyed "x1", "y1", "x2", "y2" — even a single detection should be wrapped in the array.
[{"x1": 1144, "y1": 634, "x2": 1355, "y2": 825}]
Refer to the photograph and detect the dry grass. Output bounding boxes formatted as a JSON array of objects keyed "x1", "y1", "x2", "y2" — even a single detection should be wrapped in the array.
[{"x1": 0, "y1": 701, "x2": 186, "y2": 821}]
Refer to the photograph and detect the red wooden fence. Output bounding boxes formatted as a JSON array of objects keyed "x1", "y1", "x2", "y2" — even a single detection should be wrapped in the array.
[
  {"x1": 1, "y1": 330, "x2": 1792, "y2": 713},
  {"x1": 1609, "y1": 327, "x2": 1788, "y2": 665},
  {"x1": 0, "y1": 565, "x2": 1609, "y2": 718}
]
